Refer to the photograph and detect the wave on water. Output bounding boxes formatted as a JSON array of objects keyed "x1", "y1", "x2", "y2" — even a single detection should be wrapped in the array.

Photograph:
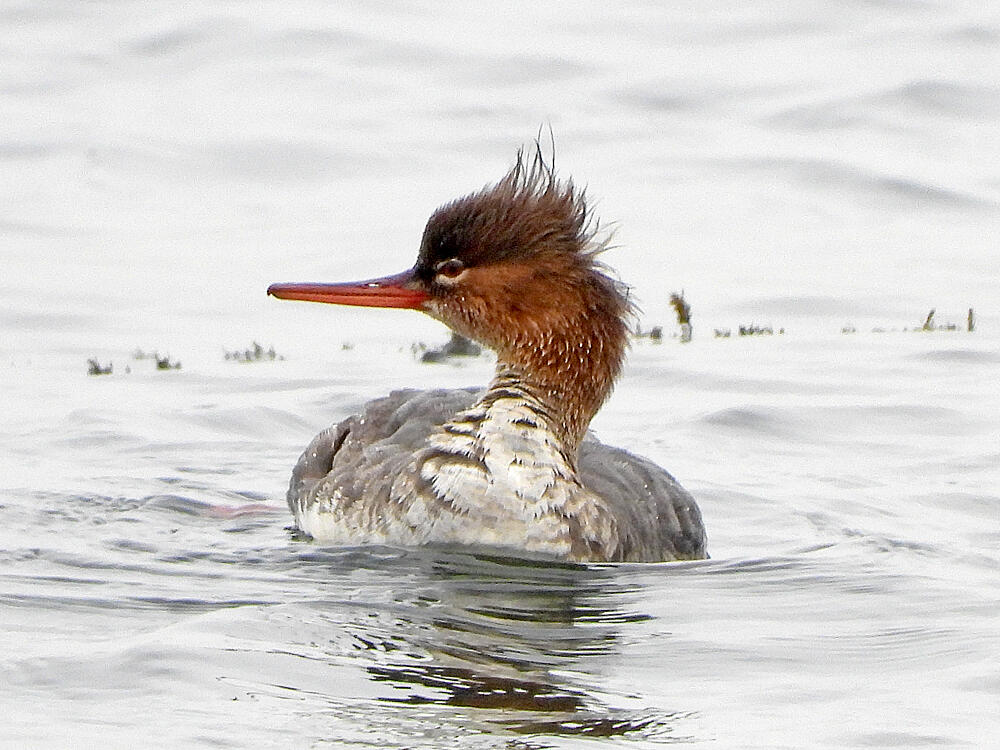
[
  {"x1": 909, "y1": 348, "x2": 1000, "y2": 364},
  {"x1": 3, "y1": 1, "x2": 1000, "y2": 747}
]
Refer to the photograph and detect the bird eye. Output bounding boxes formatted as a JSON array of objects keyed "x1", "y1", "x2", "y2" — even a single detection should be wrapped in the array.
[{"x1": 434, "y1": 258, "x2": 465, "y2": 279}]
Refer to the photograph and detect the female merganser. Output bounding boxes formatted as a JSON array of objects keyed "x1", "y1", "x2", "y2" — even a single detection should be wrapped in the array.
[{"x1": 268, "y1": 148, "x2": 707, "y2": 563}]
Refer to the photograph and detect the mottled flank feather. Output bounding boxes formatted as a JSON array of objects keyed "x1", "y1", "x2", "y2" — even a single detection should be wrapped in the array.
[{"x1": 288, "y1": 389, "x2": 706, "y2": 562}]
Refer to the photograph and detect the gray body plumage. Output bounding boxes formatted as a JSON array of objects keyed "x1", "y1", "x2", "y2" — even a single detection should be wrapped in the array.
[{"x1": 287, "y1": 388, "x2": 706, "y2": 563}]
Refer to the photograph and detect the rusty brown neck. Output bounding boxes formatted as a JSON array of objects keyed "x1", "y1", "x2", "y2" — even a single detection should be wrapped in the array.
[{"x1": 480, "y1": 320, "x2": 625, "y2": 460}]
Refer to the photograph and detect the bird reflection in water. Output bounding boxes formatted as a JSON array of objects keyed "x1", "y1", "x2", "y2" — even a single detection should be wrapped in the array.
[{"x1": 327, "y1": 549, "x2": 699, "y2": 743}]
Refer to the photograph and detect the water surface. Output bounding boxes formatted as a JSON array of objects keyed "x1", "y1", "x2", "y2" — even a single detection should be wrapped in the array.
[{"x1": 2, "y1": 1, "x2": 998, "y2": 747}]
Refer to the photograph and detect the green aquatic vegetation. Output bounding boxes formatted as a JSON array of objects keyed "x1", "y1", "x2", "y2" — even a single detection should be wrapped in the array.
[
  {"x1": 86, "y1": 358, "x2": 112, "y2": 376},
  {"x1": 155, "y1": 354, "x2": 181, "y2": 370},
  {"x1": 224, "y1": 341, "x2": 284, "y2": 362},
  {"x1": 633, "y1": 324, "x2": 663, "y2": 342},
  {"x1": 738, "y1": 323, "x2": 778, "y2": 336},
  {"x1": 418, "y1": 332, "x2": 482, "y2": 363},
  {"x1": 669, "y1": 292, "x2": 692, "y2": 343}
]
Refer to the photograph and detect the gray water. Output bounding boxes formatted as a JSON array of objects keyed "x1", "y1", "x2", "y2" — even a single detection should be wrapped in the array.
[{"x1": 2, "y1": 2, "x2": 999, "y2": 748}]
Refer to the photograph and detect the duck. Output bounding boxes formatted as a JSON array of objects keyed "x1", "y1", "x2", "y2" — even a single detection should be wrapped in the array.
[{"x1": 268, "y1": 147, "x2": 706, "y2": 563}]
